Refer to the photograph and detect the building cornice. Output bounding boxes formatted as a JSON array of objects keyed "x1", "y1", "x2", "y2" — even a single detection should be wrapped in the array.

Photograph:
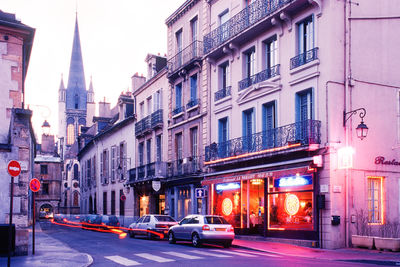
[{"x1": 165, "y1": 0, "x2": 200, "y2": 27}]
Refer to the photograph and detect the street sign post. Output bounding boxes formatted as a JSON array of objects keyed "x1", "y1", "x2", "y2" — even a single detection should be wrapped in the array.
[
  {"x1": 195, "y1": 188, "x2": 206, "y2": 198},
  {"x1": 7, "y1": 161, "x2": 21, "y2": 267},
  {"x1": 29, "y1": 178, "x2": 40, "y2": 255}
]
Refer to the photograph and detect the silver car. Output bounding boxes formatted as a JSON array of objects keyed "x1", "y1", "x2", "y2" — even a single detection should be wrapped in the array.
[
  {"x1": 128, "y1": 214, "x2": 177, "y2": 239},
  {"x1": 168, "y1": 215, "x2": 235, "y2": 248}
]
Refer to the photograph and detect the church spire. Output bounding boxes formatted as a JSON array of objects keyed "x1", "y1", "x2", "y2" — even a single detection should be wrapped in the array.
[
  {"x1": 59, "y1": 73, "x2": 65, "y2": 90},
  {"x1": 66, "y1": 14, "x2": 87, "y2": 110}
]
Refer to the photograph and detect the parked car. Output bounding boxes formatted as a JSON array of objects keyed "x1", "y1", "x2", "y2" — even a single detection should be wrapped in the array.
[
  {"x1": 129, "y1": 215, "x2": 177, "y2": 239},
  {"x1": 100, "y1": 215, "x2": 120, "y2": 229},
  {"x1": 168, "y1": 215, "x2": 235, "y2": 248}
]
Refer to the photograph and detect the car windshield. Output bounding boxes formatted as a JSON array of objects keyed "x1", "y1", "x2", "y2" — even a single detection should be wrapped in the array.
[
  {"x1": 204, "y1": 216, "x2": 229, "y2": 224},
  {"x1": 154, "y1": 216, "x2": 176, "y2": 222}
]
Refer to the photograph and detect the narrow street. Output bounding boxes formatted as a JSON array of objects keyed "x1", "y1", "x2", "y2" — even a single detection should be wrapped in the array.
[{"x1": 39, "y1": 221, "x2": 367, "y2": 267}]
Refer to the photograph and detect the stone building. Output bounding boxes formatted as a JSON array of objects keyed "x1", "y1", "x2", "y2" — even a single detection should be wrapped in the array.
[{"x1": 0, "y1": 10, "x2": 35, "y2": 255}]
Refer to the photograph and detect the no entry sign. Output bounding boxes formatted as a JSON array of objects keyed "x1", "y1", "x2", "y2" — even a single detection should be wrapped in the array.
[
  {"x1": 7, "y1": 160, "x2": 21, "y2": 177},
  {"x1": 30, "y1": 178, "x2": 41, "y2": 192},
  {"x1": 120, "y1": 195, "x2": 126, "y2": 202}
]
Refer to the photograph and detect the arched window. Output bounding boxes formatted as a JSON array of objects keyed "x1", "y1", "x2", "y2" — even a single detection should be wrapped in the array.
[
  {"x1": 73, "y1": 164, "x2": 79, "y2": 180},
  {"x1": 67, "y1": 124, "x2": 75, "y2": 145}
]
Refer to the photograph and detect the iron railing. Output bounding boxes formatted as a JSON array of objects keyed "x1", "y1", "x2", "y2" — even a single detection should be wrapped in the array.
[
  {"x1": 290, "y1": 47, "x2": 319, "y2": 69},
  {"x1": 168, "y1": 40, "x2": 203, "y2": 75},
  {"x1": 135, "y1": 115, "x2": 151, "y2": 136},
  {"x1": 128, "y1": 168, "x2": 136, "y2": 183},
  {"x1": 151, "y1": 109, "x2": 163, "y2": 129},
  {"x1": 238, "y1": 64, "x2": 280, "y2": 91},
  {"x1": 146, "y1": 162, "x2": 155, "y2": 177},
  {"x1": 169, "y1": 156, "x2": 202, "y2": 177},
  {"x1": 205, "y1": 120, "x2": 321, "y2": 162},
  {"x1": 173, "y1": 106, "x2": 184, "y2": 116},
  {"x1": 204, "y1": 0, "x2": 292, "y2": 54},
  {"x1": 215, "y1": 86, "x2": 231, "y2": 101},
  {"x1": 187, "y1": 98, "x2": 200, "y2": 109},
  {"x1": 137, "y1": 165, "x2": 146, "y2": 180},
  {"x1": 129, "y1": 162, "x2": 168, "y2": 182}
]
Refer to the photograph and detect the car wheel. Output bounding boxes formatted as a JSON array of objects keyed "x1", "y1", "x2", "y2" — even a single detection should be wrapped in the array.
[
  {"x1": 147, "y1": 230, "x2": 154, "y2": 240},
  {"x1": 192, "y1": 233, "x2": 202, "y2": 248},
  {"x1": 168, "y1": 231, "x2": 176, "y2": 244},
  {"x1": 129, "y1": 230, "x2": 135, "y2": 238},
  {"x1": 223, "y1": 241, "x2": 232, "y2": 248}
]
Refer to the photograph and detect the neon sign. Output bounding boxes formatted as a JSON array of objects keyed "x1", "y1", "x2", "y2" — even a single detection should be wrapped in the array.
[
  {"x1": 274, "y1": 175, "x2": 312, "y2": 187},
  {"x1": 216, "y1": 182, "x2": 240, "y2": 191},
  {"x1": 222, "y1": 198, "x2": 233, "y2": 216},
  {"x1": 284, "y1": 194, "x2": 300, "y2": 216}
]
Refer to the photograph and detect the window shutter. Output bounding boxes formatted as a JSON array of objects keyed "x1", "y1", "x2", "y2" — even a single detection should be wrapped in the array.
[{"x1": 100, "y1": 152, "x2": 103, "y2": 184}]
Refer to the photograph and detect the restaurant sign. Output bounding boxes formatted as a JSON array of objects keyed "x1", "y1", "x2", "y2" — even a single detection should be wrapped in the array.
[{"x1": 375, "y1": 156, "x2": 400, "y2": 166}]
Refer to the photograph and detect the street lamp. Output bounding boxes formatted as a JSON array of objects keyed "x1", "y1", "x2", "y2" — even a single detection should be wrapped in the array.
[
  {"x1": 343, "y1": 108, "x2": 368, "y2": 140},
  {"x1": 41, "y1": 120, "x2": 51, "y2": 136}
]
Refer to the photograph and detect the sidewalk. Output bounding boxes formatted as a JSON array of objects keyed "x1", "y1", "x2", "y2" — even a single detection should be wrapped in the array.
[
  {"x1": 233, "y1": 236, "x2": 400, "y2": 265},
  {"x1": 0, "y1": 224, "x2": 92, "y2": 267}
]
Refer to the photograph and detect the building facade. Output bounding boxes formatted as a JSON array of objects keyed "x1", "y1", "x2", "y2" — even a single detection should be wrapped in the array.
[
  {"x1": 165, "y1": 0, "x2": 207, "y2": 220},
  {"x1": 0, "y1": 10, "x2": 35, "y2": 255}
]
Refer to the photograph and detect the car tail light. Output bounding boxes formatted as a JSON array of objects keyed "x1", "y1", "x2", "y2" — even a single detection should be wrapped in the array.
[
  {"x1": 101, "y1": 222, "x2": 106, "y2": 226},
  {"x1": 227, "y1": 225, "x2": 234, "y2": 232},
  {"x1": 156, "y1": 224, "x2": 168, "y2": 228},
  {"x1": 202, "y1": 225, "x2": 210, "y2": 231}
]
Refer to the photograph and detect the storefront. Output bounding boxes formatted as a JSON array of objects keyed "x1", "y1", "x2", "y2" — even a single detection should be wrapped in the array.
[{"x1": 203, "y1": 165, "x2": 318, "y2": 240}]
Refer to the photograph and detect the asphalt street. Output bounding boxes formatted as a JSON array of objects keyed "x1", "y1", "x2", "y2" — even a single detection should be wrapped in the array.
[{"x1": 38, "y1": 220, "x2": 369, "y2": 267}]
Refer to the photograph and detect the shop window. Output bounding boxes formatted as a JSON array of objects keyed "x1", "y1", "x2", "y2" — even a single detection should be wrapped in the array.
[
  {"x1": 367, "y1": 176, "x2": 384, "y2": 224},
  {"x1": 213, "y1": 182, "x2": 241, "y2": 228},
  {"x1": 178, "y1": 187, "x2": 191, "y2": 219},
  {"x1": 268, "y1": 174, "x2": 314, "y2": 231}
]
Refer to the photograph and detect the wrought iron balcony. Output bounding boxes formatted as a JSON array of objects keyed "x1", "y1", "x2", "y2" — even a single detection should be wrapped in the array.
[
  {"x1": 137, "y1": 165, "x2": 146, "y2": 180},
  {"x1": 169, "y1": 156, "x2": 203, "y2": 177},
  {"x1": 172, "y1": 106, "x2": 184, "y2": 116},
  {"x1": 187, "y1": 98, "x2": 200, "y2": 109},
  {"x1": 215, "y1": 86, "x2": 231, "y2": 101},
  {"x1": 146, "y1": 162, "x2": 156, "y2": 177},
  {"x1": 168, "y1": 40, "x2": 203, "y2": 76},
  {"x1": 290, "y1": 47, "x2": 319, "y2": 70},
  {"x1": 128, "y1": 168, "x2": 136, "y2": 183},
  {"x1": 205, "y1": 119, "x2": 321, "y2": 162},
  {"x1": 204, "y1": 0, "x2": 292, "y2": 54},
  {"x1": 151, "y1": 109, "x2": 163, "y2": 129},
  {"x1": 135, "y1": 115, "x2": 151, "y2": 136},
  {"x1": 238, "y1": 65, "x2": 280, "y2": 91}
]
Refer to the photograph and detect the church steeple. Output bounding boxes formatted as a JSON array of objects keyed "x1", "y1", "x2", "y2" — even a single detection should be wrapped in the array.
[
  {"x1": 87, "y1": 75, "x2": 94, "y2": 103},
  {"x1": 66, "y1": 14, "x2": 87, "y2": 110},
  {"x1": 58, "y1": 73, "x2": 66, "y2": 102}
]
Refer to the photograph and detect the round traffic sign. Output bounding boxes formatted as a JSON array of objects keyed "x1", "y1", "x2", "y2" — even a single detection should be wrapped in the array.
[
  {"x1": 120, "y1": 195, "x2": 126, "y2": 202},
  {"x1": 7, "y1": 160, "x2": 21, "y2": 177},
  {"x1": 30, "y1": 178, "x2": 41, "y2": 192}
]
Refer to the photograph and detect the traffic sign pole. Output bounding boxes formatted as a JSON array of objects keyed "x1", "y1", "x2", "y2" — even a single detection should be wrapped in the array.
[
  {"x1": 32, "y1": 191, "x2": 35, "y2": 255},
  {"x1": 8, "y1": 176, "x2": 14, "y2": 267}
]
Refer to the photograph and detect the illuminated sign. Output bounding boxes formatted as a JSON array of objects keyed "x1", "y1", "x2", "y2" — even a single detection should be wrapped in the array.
[
  {"x1": 375, "y1": 156, "x2": 400, "y2": 166},
  {"x1": 274, "y1": 175, "x2": 312, "y2": 188},
  {"x1": 284, "y1": 194, "x2": 300, "y2": 216},
  {"x1": 216, "y1": 182, "x2": 240, "y2": 191},
  {"x1": 222, "y1": 198, "x2": 233, "y2": 216}
]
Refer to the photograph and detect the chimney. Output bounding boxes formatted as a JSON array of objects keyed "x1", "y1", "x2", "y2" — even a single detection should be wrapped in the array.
[
  {"x1": 131, "y1": 72, "x2": 146, "y2": 92},
  {"x1": 98, "y1": 98, "x2": 111, "y2": 117}
]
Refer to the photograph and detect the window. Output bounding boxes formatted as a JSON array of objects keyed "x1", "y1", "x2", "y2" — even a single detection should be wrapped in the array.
[
  {"x1": 219, "y1": 9, "x2": 229, "y2": 41},
  {"x1": 111, "y1": 191, "x2": 116, "y2": 215},
  {"x1": 154, "y1": 90, "x2": 162, "y2": 112},
  {"x1": 298, "y1": 16, "x2": 314, "y2": 54},
  {"x1": 175, "y1": 83, "x2": 182, "y2": 110},
  {"x1": 190, "y1": 127, "x2": 198, "y2": 158},
  {"x1": 73, "y1": 164, "x2": 79, "y2": 180},
  {"x1": 139, "y1": 102, "x2": 144, "y2": 119},
  {"x1": 262, "y1": 101, "x2": 276, "y2": 148},
  {"x1": 219, "y1": 61, "x2": 230, "y2": 89},
  {"x1": 102, "y1": 149, "x2": 109, "y2": 184},
  {"x1": 86, "y1": 159, "x2": 91, "y2": 187},
  {"x1": 296, "y1": 89, "x2": 313, "y2": 122},
  {"x1": 42, "y1": 183, "x2": 49, "y2": 195},
  {"x1": 189, "y1": 74, "x2": 198, "y2": 107},
  {"x1": 103, "y1": 192, "x2": 107, "y2": 215},
  {"x1": 191, "y1": 16, "x2": 198, "y2": 42},
  {"x1": 147, "y1": 97, "x2": 152, "y2": 116},
  {"x1": 139, "y1": 142, "x2": 144, "y2": 166},
  {"x1": 242, "y1": 108, "x2": 255, "y2": 151},
  {"x1": 176, "y1": 133, "x2": 183, "y2": 160},
  {"x1": 119, "y1": 142, "x2": 126, "y2": 179},
  {"x1": 176, "y1": 29, "x2": 183, "y2": 66},
  {"x1": 92, "y1": 156, "x2": 96, "y2": 186},
  {"x1": 368, "y1": 177, "x2": 384, "y2": 224},
  {"x1": 244, "y1": 48, "x2": 256, "y2": 79},
  {"x1": 156, "y1": 135, "x2": 162, "y2": 162},
  {"x1": 111, "y1": 146, "x2": 116, "y2": 182},
  {"x1": 40, "y1": 165, "x2": 48, "y2": 175},
  {"x1": 146, "y1": 139, "x2": 152, "y2": 164},
  {"x1": 218, "y1": 117, "x2": 228, "y2": 158},
  {"x1": 264, "y1": 36, "x2": 278, "y2": 70},
  {"x1": 67, "y1": 124, "x2": 75, "y2": 145}
]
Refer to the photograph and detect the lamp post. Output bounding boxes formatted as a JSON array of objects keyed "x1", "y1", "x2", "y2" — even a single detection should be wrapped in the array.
[{"x1": 343, "y1": 107, "x2": 368, "y2": 140}]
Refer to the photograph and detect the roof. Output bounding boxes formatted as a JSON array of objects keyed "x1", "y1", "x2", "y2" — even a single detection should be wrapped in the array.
[
  {"x1": 165, "y1": 0, "x2": 200, "y2": 27},
  {"x1": 34, "y1": 155, "x2": 62, "y2": 163}
]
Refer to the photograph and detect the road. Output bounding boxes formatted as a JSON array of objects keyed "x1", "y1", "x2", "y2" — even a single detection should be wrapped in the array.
[{"x1": 39, "y1": 221, "x2": 366, "y2": 267}]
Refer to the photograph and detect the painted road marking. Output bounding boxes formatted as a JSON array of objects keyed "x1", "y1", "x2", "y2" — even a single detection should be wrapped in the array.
[
  {"x1": 210, "y1": 249, "x2": 257, "y2": 257},
  {"x1": 105, "y1": 256, "x2": 141, "y2": 266},
  {"x1": 162, "y1": 251, "x2": 203, "y2": 259},
  {"x1": 135, "y1": 253, "x2": 175, "y2": 263},
  {"x1": 231, "y1": 249, "x2": 282, "y2": 257},
  {"x1": 189, "y1": 250, "x2": 232, "y2": 258}
]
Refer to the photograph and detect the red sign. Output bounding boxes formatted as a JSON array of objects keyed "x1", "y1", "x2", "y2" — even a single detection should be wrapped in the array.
[
  {"x1": 7, "y1": 160, "x2": 21, "y2": 177},
  {"x1": 30, "y1": 178, "x2": 41, "y2": 192},
  {"x1": 120, "y1": 195, "x2": 126, "y2": 202}
]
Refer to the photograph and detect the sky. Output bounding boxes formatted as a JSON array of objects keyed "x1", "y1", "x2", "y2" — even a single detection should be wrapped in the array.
[{"x1": 1, "y1": 0, "x2": 184, "y2": 138}]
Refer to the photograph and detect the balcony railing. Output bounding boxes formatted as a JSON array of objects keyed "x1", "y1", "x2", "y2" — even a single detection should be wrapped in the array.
[
  {"x1": 129, "y1": 162, "x2": 168, "y2": 182},
  {"x1": 238, "y1": 65, "x2": 280, "y2": 91},
  {"x1": 215, "y1": 86, "x2": 231, "y2": 101},
  {"x1": 187, "y1": 98, "x2": 200, "y2": 109},
  {"x1": 172, "y1": 106, "x2": 184, "y2": 116},
  {"x1": 169, "y1": 156, "x2": 203, "y2": 177},
  {"x1": 168, "y1": 40, "x2": 203, "y2": 75},
  {"x1": 204, "y1": 0, "x2": 292, "y2": 54},
  {"x1": 151, "y1": 109, "x2": 163, "y2": 129},
  {"x1": 146, "y1": 162, "x2": 155, "y2": 177},
  {"x1": 128, "y1": 168, "x2": 136, "y2": 183},
  {"x1": 137, "y1": 165, "x2": 146, "y2": 180},
  {"x1": 205, "y1": 119, "x2": 321, "y2": 162},
  {"x1": 290, "y1": 47, "x2": 319, "y2": 70},
  {"x1": 135, "y1": 115, "x2": 151, "y2": 136}
]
